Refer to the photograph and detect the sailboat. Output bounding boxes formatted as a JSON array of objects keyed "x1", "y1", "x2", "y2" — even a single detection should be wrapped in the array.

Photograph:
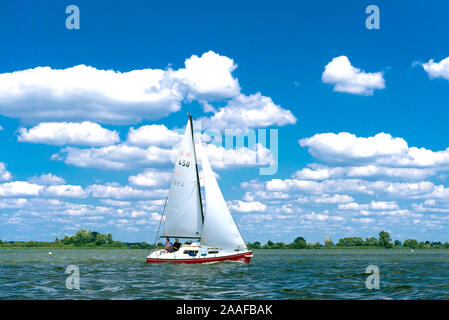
[{"x1": 146, "y1": 115, "x2": 253, "y2": 264}]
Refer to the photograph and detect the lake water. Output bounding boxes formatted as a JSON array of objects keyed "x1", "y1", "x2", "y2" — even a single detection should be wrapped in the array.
[{"x1": 1, "y1": 249, "x2": 448, "y2": 299}]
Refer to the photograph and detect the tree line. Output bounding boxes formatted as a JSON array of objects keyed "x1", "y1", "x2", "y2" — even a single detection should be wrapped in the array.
[
  {"x1": 0, "y1": 229, "x2": 156, "y2": 249},
  {"x1": 1, "y1": 229, "x2": 448, "y2": 250},
  {"x1": 246, "y1": 231, "x2": 449, "y2": 249}
]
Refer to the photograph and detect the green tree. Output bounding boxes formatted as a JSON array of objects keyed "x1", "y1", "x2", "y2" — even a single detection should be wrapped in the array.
[
  {"x1": 307, "y1": 242, "x2": 321, "y2": 249},
  {"x1": 110, "y1": 240, "x2": 124, "y2": 247},
  {"x1": 288, "y1": 240, "x2": 307, "y2": 249},
  {"x1": 364, "y1": 237, "x2": 379, "y2": 246},
  {"x1": 73, "y1": 229, "x2": 92, "y2": 246},
  {"x1": 378, "y1": 231, "x2": 393, "y2": 248},
  {"x1": 141, "y1": 241, "x2": 152, "y2": 249},
  {"x1": 431, "y1": 241, "x2": 442, "y2": 249},
  {"x1": 394, "y1": 240, "x2": 402, "y2": 247},
  {"x1": 90, "y1": 231, "x2": 99, "y2": 243},
  {"x1": 293, "y1": 236, "x2": 306, "y2": 243},
  {"x1": 107, "y1": 233, "x2": 113, "y2": 244},
  {"x1": 62, "y1": 235, "x2": 72, "y2": 245},
  {"x1": 95, "y1": 233, "x2": 107, "y2": 245},
  {"x1": 324, "y1": 237, "x2": 333, "y2": 247},
  {"x1": 247, "y1": 242, "x2": 261, "y2": 249},
  {"x1": 288, "y1": 236, "x2": 307, "y2": 248},
  {"x1": 276, "y1": 242, "x2": 286, "y2": 249},
  {"x1": 403, "y1": 239, "x2": 418, "y2": 249},
  {"x1": 337, "y1": 237, "x2": 363, "y2": 246}
]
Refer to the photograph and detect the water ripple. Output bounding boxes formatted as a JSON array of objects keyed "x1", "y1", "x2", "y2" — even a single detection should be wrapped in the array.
[{"x1": 1, "y1": 249, "x2": 448, "y2": 299}]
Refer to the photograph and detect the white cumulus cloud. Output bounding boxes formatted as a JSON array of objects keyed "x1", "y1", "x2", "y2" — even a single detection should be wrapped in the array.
[
  {"x1": 300, "y1": 132, "x2": 407, "y2": 164},
  {"x1": 129, "y1": 169, "x2": 171, "y2": 187},
  {"x1": 322, "y1": 56, "x2": 385, "y2": 95},
  {"x1": 200, "y1": 93, "x2": 297, "y2": 130},
  {"x1": 0, "y1": 51, "x2": 240, "y2": 124},
  {"x1": 0, "y1": 181, "x2": 43, "y2": 196},
  {"x1": 228, "y1": 200, "x2": 267, "y2": 213},
  {"x1": 44, "y1": 185, "x2": 87, "y2": 198},
  {"x1": 422, "y1": 57, "x2": 449, "y2": 80},
  {"x1": 29, "y1": 173, "x2": 66, "y2": 185},
  {"x1": 86, "y1": 184, "x2": 167, "y2": 200},
  {"x1": 293, "y1": 164, "x2": 435, "y2": 181},
  {"x1": 166, "y1": 50, "x2": 240, "y2": 101},
  {"x1": 18, "y1": 121, "x2": 120, "y2": 146},
  {"x1": 299, "y1": 132, "x2": 449, "y2": 170},
  {"x1": 53, "y1": 144, "x2": 173, "y2": 170},
  {"x1": 127, "y1": 124, "x2": 182, "y2": 147},
  {"x1": 0, "y1": 163, "x2": 12, "y2": 181}
]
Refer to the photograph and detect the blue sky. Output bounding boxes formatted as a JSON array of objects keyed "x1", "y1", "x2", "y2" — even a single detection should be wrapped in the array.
[{"x1": 1, "y1": 0, "x2": 449, "y2": 244}]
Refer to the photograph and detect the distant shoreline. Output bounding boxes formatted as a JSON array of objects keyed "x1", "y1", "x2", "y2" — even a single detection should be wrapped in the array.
[{"x1": 2, "y1": 229, "x2": 446, "y2": 250}]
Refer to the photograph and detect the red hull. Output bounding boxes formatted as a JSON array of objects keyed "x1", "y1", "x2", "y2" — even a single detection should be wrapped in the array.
[{"x1": 146, "y1": 252, "x2": 252, "y2": 264}]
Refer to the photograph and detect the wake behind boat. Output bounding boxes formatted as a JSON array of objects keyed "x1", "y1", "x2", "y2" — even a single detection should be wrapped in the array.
[{"x1": 146, "y1": 115, "x2": 252, "y2": 264}]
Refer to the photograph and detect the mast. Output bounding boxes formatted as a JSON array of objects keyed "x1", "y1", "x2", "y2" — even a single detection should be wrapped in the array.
[{"x1": 189, "y1": 114, "x2": 205, "y2": 224}]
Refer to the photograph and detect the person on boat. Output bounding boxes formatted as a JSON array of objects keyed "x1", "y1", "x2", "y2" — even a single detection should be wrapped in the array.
[
  {"x1": 172, "y1": 239, "x2": 181, "y2": 252},
  {"x1": 165, "y1": 238, "x2": 173, "y2": 252}
]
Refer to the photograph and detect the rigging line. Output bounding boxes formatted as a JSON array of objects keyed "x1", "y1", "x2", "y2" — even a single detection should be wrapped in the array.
[
  {"x1": 153, "y1": 196, "x2": 168, "y2": 249},
  {"x1": 189, "y1": 114, "x2": 205, "y2": 224}
]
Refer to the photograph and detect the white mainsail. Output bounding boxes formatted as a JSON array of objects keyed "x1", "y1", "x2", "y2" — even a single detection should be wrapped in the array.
[
  {"x1": 198, "y1": 139, "x2": 247, "y2": 250},
  {"x1": 162, "y1": 118, "x2": 203, "y2": 238}
]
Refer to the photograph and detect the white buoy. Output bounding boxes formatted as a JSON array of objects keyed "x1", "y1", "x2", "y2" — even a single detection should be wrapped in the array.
[
  {"x1": 411, "y1": 249, "x2": 414, "y2": 253},
  {"x1": 48, "y1": 252, "x2": 52, "y2": 255}
]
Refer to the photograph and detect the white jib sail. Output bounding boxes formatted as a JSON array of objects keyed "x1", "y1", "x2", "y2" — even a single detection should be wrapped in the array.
[
  {"x1": 162, "y1": 118, "x2": 202, "y2": 238},
  {"x1": 198, "y1": 139, "x2": 247, "y2": 250}
]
